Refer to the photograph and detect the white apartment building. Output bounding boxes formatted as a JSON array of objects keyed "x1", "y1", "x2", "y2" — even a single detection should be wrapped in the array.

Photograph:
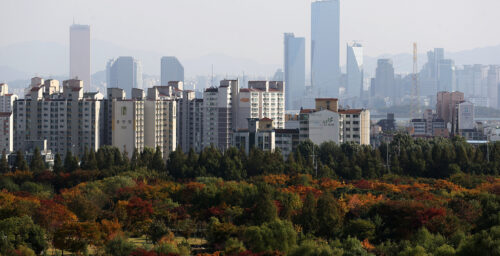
[
  {"x1": 203, "y1": 80, "x2": 239, "y2": 151},
  {"x1": 144, "y1": 86, "x2": 178, "y2": 159},
  {"x1": 0, "y1": 83, "x2": 17, "y2": 153},
  {"x1": 237, "y1": 81, "x2": 285, "y2": 130},
  {"x1": 112, "y1": 99, "x2": 145, "y2": 158},
  {"x1": 233, "y1": 118, "x2": 275, "y2": 153},
  {"x1": 14, "y1": 78, "x2": 103, "y2": 156},
  {"x1": 339, "y1": 109, "x2": 370, "y2": 145},
  {"x1": 178, "y1": 90, "x2": 203, "y2": 153},
  {"x1": 299, "y1": 109, "x2": 341, "y2": 145}
]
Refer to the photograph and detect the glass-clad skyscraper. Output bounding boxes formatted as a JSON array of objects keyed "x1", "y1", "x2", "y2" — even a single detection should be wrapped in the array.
[
  {"x1": 161, "y1": 56, "x2": 184, "y2": 85},
  {"x1": 311, "y1": 0, "x2": 340, "y2": 98},
  {"x1": 284, "y1": 33, "x2": 305, "y2": 110},
  {"x1": 106, "y1": 57, "x2": 143, "y2": 97},
  {"x1": 346, "y1": 42, "x2": 363, "y2": 98}
]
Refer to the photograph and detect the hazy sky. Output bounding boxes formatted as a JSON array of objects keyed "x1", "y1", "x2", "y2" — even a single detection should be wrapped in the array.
[{"x1": 1, "y1": 0, "x2": 500, "y2": 67}]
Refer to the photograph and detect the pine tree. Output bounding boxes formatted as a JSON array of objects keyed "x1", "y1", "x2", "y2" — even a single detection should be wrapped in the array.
[
  {"x1": 0, "y1": 150, "x2": 9, "y2": 173},
  {"x1": 64, "y1": 151, "x2": 79, "y2": 173},
  {"x1": 15, "y1": 150, "x2": 29, "y2": 171},
  {"x1": 130, "y1": 148, "x2": 140, "y2": 170},
  {"x1": 53, "y1": 153, "x2": 63, "y2": 173},
  {"x1": 87, "y1": 149, "x2": 98, "y2": 170},
  {"x1": 150, "y1": 146, "x2": 166, "y2": 172},
  {"x1": 30, "y1": 147, "x2": 46, "y2": 173}
]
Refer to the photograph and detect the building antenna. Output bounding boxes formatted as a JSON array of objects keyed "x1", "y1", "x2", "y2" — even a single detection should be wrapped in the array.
[{"x1": 211, "y1": 64, "x2": 214, "y2": 87}]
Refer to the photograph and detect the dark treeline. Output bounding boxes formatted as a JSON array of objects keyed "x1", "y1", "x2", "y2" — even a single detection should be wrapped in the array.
[{"x1": 166, "y1": 134, "x2": 500, "y2": 181}]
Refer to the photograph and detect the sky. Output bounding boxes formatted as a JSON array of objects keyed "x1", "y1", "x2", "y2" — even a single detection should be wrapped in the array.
[{"x1": 1, "y1": 0, "x2": 500, "y2": 68}]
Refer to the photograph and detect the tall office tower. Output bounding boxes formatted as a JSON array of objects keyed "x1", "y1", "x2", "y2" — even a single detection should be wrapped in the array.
[
  {"x1": 311, "y1": 0, "x2": 340, "y2": 98},
  {"x1": 436, "y1": 91, "x2": 464, "y2": 133},
  {"x1": 70, "y1": 24, "x2": 91, "y2": 91},
  {"x1": 106, "y1": 57, "x2": 143, "y2": 97},
  {"x1": 437, "y1": 59, "x2": 456, "y2": 92},
  {"x1": 236, "y1": 81, "x2": 285, "y2": 130},
  {"x1": 144, "y1": 87, "x2": 178, "y2": 159},
  {"x1": 161, "y1": 56, "x2": 184, "y2": 85},
  {"x1": 284, "y1": 33, "x2": 305, "y2": 110},
  {"x1": 203, "y1": 80, "x2": 239, "y2": 151},
  {"x1": 486, "y1": 65, "x2": 500, "y2": 109},
  {"x1": 0, "y1": 84, "x2": 18, "y2": 153},
  {"x1": 14, "y1": 79, "x2": 104, "y2": 156},
  {"x1": 372, "y1": 59, "x2": 395, "y2": 100},
  {"x1": 178, "y1": 91, "x2": 204, "y2": 153},
  {"x1": 272, "y1": 69, "x2": 284, "y2": 81},
  {"x1": 346, "y1": 42, "x2": 364, "y2": 98}
]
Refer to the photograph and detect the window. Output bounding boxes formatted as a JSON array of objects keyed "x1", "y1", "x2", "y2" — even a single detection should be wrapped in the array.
[{"x1": 122, "y1": 106, "x2": 127, "y2": 115}]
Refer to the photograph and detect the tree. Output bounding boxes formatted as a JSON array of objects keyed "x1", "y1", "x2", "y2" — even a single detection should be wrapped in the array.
[
  {"x1": 243, "y1": 219, "x2": 297, "y2": 253},
  {"x1": 316, "y1": 192, "x2": 345, "y2": 238},
  {"x1": 252, "y1": 185, "x2": 277, "y2": 225},
  {"x1": 64, "y1": 151, "x2": 79, "y2": 173},
  {"x1": 0, "y1": 215, "x2": 48, "y2": 255},
  {"x1": 105, "y1": 236, "x2": 136, "y2": 256},
  {"x1": 53, "y1": 221, "x2": 100, "y2": 255},
  {"x1": 15, "y1": 150, "x2": 29, "y2": 171},
  {"x1": 0, "y1": 150, "x2": 9, "y2": 173},
  {"x1": 150, "y1": 146, "x2": 166, "y2": 172},
  {"x1": 297, "y1": 192, "x2": 318, "y2": 234},
  {"x1": 30, "y1": 147, "x2": 46, "y2": 173},
  {"x1": 53, "y1": 153, "x2": 63, "y2": 173},
  {"x1": 147, "y1": 219, "x2": 169, "y2": 244}
]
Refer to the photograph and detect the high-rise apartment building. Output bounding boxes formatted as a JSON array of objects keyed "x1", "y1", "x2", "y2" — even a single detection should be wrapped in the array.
[
  {"x1": 70, "y1": 24, "x2": 91, "y2": 91},
  {"x1": 106, "y1": 57, "x2": 143, "y2": 97},
  {"x1": 346, "y1": 42, "x2": 364, "y2": 99},
  {"x1": 311, "y1": 0, "x2": 340, "y2": 98},
  {"x1": 237, "y1": 81, "x2": 285, "y2": 130},
  {"x1": 438, "y1": 59, "x2": 456, "y2": 92},
  {"x1": 203, "y1": 80, "x2": 239, "y2": 151},
  {"x1": 14, "y1": 78, "x2": 103, "y2": 156},
  {"x1": 178, "y1": 90, "x2": 204, "y2": 153},
  {"x1": 112, "y1": 99, "x2": 144, "y2": 157},
  {"x1": 0, "y1": 83, "x2": 18, "y2": 153},
  {"x1": 161, "y1": 56, "x2": 184, "y2": 85},
  {"x1": 143, "y1": 86, "x2": 179, "y2": 158},
  {"x1": 487, "y1": 65, "x2": 500, "y2": 109},
  {"x1": 284, "y1": 33, "x2": 305, "y2": 110}
]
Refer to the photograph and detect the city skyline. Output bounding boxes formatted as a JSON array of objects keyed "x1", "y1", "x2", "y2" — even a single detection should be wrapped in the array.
[{"x1": 2, "y1": 0, "x2": 500, "y2": 74}]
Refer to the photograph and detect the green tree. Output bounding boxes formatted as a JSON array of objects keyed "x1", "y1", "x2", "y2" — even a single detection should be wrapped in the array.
[
  {"x1": 243, "y1": 219, "x2": 297, "y2": 253},
  {"x1": 53, "y1": 153, "x2": 63, "y2": 173},
  {"x1": 29, "y1": 147, "x2": 46, "y2": 173},
  {"x1": 297, "y1": 192, "x2": 318, "y2": 234},
  {"x1": 15, "y1": 150, "x2": 29, "y2": 171},
  {"x1": 0, "y1": 150, "x2": 9, "y2": 173},
  {"x1": 150, "y1": 146, "x2": 165, "y2": 172},
  {"x1": 0, "y1": 216, "x2": 48, "y2": 255},
  {"x1": 104, "y1": 236, "x2": 136, "y2": 256},
  {"x1": 316, "y1": 192, "x2": 345, "y2": 238},
  {"x1": 64, "y1": 151, "x2": 79, "y2": 173}
]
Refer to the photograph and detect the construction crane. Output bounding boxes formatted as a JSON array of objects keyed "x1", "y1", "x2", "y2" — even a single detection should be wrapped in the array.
[{"x1": 410, "y1": 43, "x2": 420, "y2": 119}]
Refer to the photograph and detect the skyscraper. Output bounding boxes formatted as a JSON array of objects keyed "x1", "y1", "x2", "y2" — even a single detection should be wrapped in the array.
[
  {"x1": 70, "y1": 24, "x2": 91, "y2": 91},
  {"x1": 106, "y1": 57, "x2": 143, "y2": 97},
  {"x1": 284, "y1": 33, "x2": 305, "y2": 110},
  {"x1": 346, "y1": 42, "x2": 363, "y2": 99},
  {"x1": 161, "y1": 56, "x2": 184, "y2": 85},
  {"x1": 372, "y1": 59, "x2": 395, "y2": 100},
  {"x1": 311, "y1": 0, "x2": 340, "y2": 98}
]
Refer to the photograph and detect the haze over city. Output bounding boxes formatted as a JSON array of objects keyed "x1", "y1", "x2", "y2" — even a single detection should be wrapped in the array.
[{"x1": 2, "y1": 0, "x2": 500, "y2": 77}]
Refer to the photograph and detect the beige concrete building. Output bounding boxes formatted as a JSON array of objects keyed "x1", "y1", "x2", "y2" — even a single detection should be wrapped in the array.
[
  {"x1": 339, "y1": 109, "x2": 370, "y2": 145},
  {"x1": 111, "y1": 99, "x2": 145, "y2": 158}
]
